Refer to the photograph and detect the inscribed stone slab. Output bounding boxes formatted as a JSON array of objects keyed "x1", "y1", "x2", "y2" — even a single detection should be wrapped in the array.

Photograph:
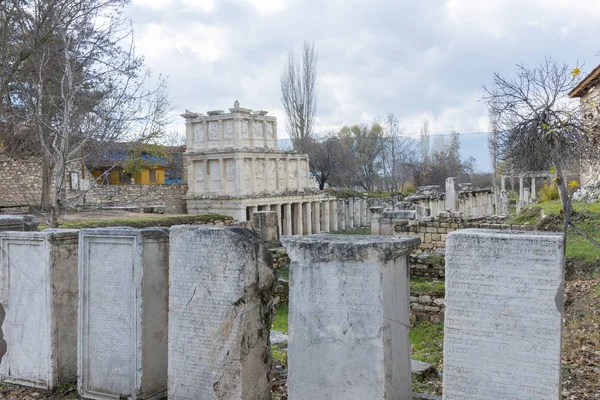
[
  {"x1": 0, "y1": 229, "x2": 78, "y2": 389},
  {"x1": 443, "y1": 229, "x2": 564, "y2": 400},
  {"x1": 168, "y1": 226, "x2": 275, "y2": 400},
  {"x1": 282, "y1": 234, "x2": 420, "y2": 400},
  {"x1": 78, "y1": 227, "x2": 168, "y2": 400}
]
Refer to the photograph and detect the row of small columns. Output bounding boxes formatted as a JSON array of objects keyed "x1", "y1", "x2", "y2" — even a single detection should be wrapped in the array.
[{"x1": 246, "y1": 197, "x2": 370, "y2": 236}]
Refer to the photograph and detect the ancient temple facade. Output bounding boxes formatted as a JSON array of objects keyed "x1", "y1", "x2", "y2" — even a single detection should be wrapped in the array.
[{"x1": 182, "y1": 101, "x2": 336, "y2": 235}]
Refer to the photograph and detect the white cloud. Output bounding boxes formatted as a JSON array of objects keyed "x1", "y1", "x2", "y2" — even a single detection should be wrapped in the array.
[
  {"x1": 235, "y1": 0, "x2": 287, "y2": 15},
  {"x1": 125, "y1": 0, "x2": 600, "y2": 153},
  {"x1": 135, "y1": 22, "x2": 230, "y2": 63}
]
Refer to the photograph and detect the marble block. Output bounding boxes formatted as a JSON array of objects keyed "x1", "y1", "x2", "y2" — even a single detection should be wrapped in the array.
[
  {"x1": 168, "y1": 226, "x2": 275, "y2": 400},
  {"x1": 443, "y1": 229, "x2": 564, "y2": 400},
  {"x1": 0, "y1": 215, "x2": 38, "y2": 232},
  {"x1": 0, "y1": 229, "x2": 78, "y2": 389},
  {"x1": 282, "y1": 234, "x2": 421, "y2": 400},
  {"x1": 252, "y1": 211, "x2": 279, "y2": 243},
  {"x1": 78, "y1": 227, "x2": 169, "y2": 400}
]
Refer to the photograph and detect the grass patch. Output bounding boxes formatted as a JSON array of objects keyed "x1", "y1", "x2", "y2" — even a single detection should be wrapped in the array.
[
  {"x1": 272, "y1": 344, "x2": 288, "y2": 367},
  {"x1": 410, "y1": 278, "x2": 445, "y2": 295},
  {"x1": 277, "y1": 265, "x2": 289, "y2": 281},
  {"x1": 54, "y1": 381, "x2": 78, "y2": 399},
  {"x1": 55, "y1": 213, "x2": 232, "y2": 230},
  {"x1": 272, "y1": 302, "x2": 288, "y2": 333},
  {"x1": 410, "y1": 321, "x2": 444, "y2": 368},
  {"x1": 508, "y1": 201, "x2": 600, "y2": 265}
]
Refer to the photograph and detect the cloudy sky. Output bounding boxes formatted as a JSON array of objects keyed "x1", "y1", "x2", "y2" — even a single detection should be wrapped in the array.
[{"x1": 126, "y1": 0, "x2": 600, "y2": 140}]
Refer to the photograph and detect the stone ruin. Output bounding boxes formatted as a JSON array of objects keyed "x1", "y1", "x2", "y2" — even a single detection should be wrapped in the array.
[{"x1": 0, "y1": 215, "x2": 566, "y2": 399}]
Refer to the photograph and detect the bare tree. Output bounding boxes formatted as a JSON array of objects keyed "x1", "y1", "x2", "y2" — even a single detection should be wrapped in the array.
[
  {"x1": 305, "y1": 132, "x2": 348, "y2": 190},
  {"x1": 280, "y1": 40, "x2": 317, "y2": 152},
  {"x1": 419, "y1": 119, "x2": 430, "y2": 165},
  {"x1": 0, "y1": 0, "x2": 169, "y2": 226},
  {"x1": 379, "y1": 113, "x2": 416, "y2": 192},
  {"x1": 339, "y1": 123, "x2": 384, "y2": 192},
  {"x1": 483, "y1": 58, "x2": 598, "y2": 243}
]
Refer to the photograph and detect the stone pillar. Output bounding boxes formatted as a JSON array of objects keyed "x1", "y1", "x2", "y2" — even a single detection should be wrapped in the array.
[
  {"x1": 360, "y1": 198, "x2": 367, "y2": 227},
  {"x1": 337, "y1": 199, "x2": 346, "y2": 231},
  {"x1": 346, "y1": 199, "x2": 354, "y2": 230},
  {"x1": 252, "y1": 211, "x2": 280, "y2": 243},
  {"x1": 353, "y1": 198, "x2": 361, "y2": 227},
  {"x1": 0, "y1": 215, "x2": 38, "y2": 231},
  {"x1": 78, "y1": 228, "x2": 169, "y2": 399},
  {"x1": 275, "y1": 204, "x2": 283, "y2": 236},
  {"x1": 0, "y1": 230, "x2": 78, "y2": 390},
  {"x1": 445, "y1": 177, "x2": 457, "y2": 212},
  {"x1": 500, "y1": 190, "x2": 508, "y2": 216},
  {"x1": 284, "y1": 203, "x2": 293, "y2": 236},
  {"x1": 330, "y1": 200, "x2": 338, "y2": 232},
  {"x1": 303, "y1": 202, "x2": 312, "y2": 235},
  {"x1": 370, "y1": 206, "x2": 384, "y2": 235},
  {"x1": 281, "y1": 235, "x2": 421, "y2": 400},
  {"x1": 203, "y1": 159, "x2": 210, "y2": 191},
  {"x1": 531, "y1": 176, "x2": 536, "y2": 203},
  {"x1": 294, "y1": 203, "x2": 303, "y2": 236},
  {"x1": 444, "y1": 229, "x2": 564, "y2": 400},
  {"x1": 249, "y1": 205, "x2": 258, "y2": 221},
  {"x1": 518, "y1": 176, "x2": 524, "y2": 212},
  {"x1": 500, "y1": 175, "x2": 506, "y2": 191},
  {"x1": 322, "y1": 201, "x2": 330, "y2": 232},
  {"x1": 312, "y1": 201, "x2": 321, "y2": 234},
  {"x1": 524, "y1": 187, "x2": 531, "y2": 205},
  {"x1": 169, "y1": 226, "x2": 275, "y2": 400},
  {"x1": 219, "y1": 158, "x2": 226, "y2": 192}
]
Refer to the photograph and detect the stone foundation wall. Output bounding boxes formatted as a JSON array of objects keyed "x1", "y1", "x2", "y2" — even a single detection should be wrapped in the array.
[
  {"x1": 0, "y1": 155, "x2": 43, "y2": 209},
  {"x1": 395, "y1": 217, "x2": 537, "y2": 249},
  {"x1": 410, "y1": 293, "x2": 445, "y2": 324},
  {"x1": 84, "y1": 184, "x2": 188, "y2": 214},
  {"x1": 410, "y1": 252, "x2": 445, "y2": 280}
]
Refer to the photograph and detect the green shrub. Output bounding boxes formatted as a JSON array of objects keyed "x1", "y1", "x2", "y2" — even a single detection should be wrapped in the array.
[{"x1": 538, "y1": 182, "x2": 559, "y2": 202}]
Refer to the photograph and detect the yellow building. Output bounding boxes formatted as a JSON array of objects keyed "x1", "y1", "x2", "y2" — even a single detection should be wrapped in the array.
[{"x1": 90, "y1": 167, "x2": 166, "y2": 185}]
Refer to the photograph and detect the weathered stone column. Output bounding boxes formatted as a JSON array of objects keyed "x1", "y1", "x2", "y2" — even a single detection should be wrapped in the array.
[
  {"x1": 337, "y1": 199, "x2": 346, "y2": 231},
  {"x1": 346, "y1": 199, "x2": 354, "y2": 230},
  {"x1": 518, "y1": 176, "x2": 524, "y2": 212},
  {"x1": 312, "y1": 201, "x2": 321, "y2": 234},
  {"x1": 360, "y1": 198, "x2": 367, "y2": 227},
  {"x1": 0, "y1": 229, "x2": 78, "y2": 390},
  {"x1": 322, "y1": 201, "x2": 330, "y2": 232},
  {"x1": 249, "y1": 205, "x2": 258, "y2": 221},
  {"x1": 370, "y1": 206, "x2": 384, "y2": 235},
  {"x1": 169, "y1": 226, "x2": 275, "y2": 400},
  {"x1": 445, "y1": 177, "x2": 457, "y2": 212},
  {"x1": 275, "y1": 204, "x2": 283, "y2": 236},
  {"x1": 252, "y1": 211, "x2": 280, "y2": 243},
  {"x1": 500, "y1": 175, "x2": 506, "y2": 191},
  {"x1": 303, "y1": 202, "x2": 312, "y2": 235},
  {"x1": 531, "y1": 176, "x2": 536, "y2": 202},
  {"x1": 524, "y1": 187, "x2": 531, "y2": 205},
  {"x1": 282, "y1": 235, "x2": 421, "y2": 400},
  {"x1": 293, "y1": 203, "x2": 303, "y2": 236},
  {"x1": 444, "y1": 229, "x2": 564, "y2": 400},
  {"x1": 78, "y1": 228, "x2": 169, "y2": 399},
  {"x1": 330, "y1": 200, "x2": 338, "y2": 232},
  {"x1": 284, "y1": 203, "x2": 293, "y2": 236},
  {"x1": 353, "y1": 198, "x2": 361, "y2": 227},
  {"x1": 500, "y1": 190, "x2": 508, "y2": 216}
]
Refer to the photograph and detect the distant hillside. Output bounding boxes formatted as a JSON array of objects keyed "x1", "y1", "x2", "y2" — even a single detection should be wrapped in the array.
[{"x1": 279, "y1": 132, "x2": 492, "y2": 173}]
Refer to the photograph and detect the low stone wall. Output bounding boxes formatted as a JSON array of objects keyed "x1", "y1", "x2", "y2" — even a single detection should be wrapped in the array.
[
  {"x1": 0, "y1": 154, "x2": 43, "y2": 209},
  {"x1": 410, "y1": 294, "x2": 445, "y2": 324},
  {"x1": 84, "y1": 184, "x2": 188, "y2": 214},
  {"x1": 410, "y1": 252, "x2": 445, "y2": 280},
  {"x1": 395, "y1": 216, "x2": 537, "y2": 249}
]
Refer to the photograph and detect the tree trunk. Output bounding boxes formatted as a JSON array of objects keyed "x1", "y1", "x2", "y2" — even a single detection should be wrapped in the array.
[{"x1": 41, "y1": 156, "x2": 53, "y2": 212}]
